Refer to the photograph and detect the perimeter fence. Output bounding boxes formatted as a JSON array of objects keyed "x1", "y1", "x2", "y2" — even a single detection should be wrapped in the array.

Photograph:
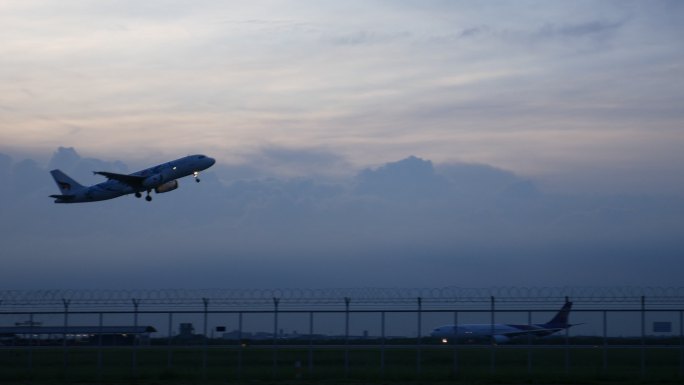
[
  {"x1": 1, "y1": 286, "x2": 683, "y2": 383},
  {"x1": 3, "y1": 286, "x2": 684, "y2": 310}
]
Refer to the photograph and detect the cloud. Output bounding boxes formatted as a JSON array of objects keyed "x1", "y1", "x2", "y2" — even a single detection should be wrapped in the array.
[
  {"x1": 0, "y1": 153, "x2": 11, "y2": 177},
  {"x1": 1, "y1": 147, "x2": 682, "y2": 290},
  {"x1": 538, "y1": 20, "x2": 623, "y2": 39},
  {"x1": 243, "y1": 146, "x2": 352, "y2": 178},
  {"x1": 355, "y1": 156, "x2": 449, "y2": 200},
  {"x1": 328, "y1": 30, "x2": 411, "y2": 46}
]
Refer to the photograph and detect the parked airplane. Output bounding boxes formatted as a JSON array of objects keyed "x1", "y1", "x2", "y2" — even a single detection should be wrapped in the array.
[
  {"x1": 430, "y1": 301, "x2": 578, "y2": 344},
  {"x1": 50, "y1": 154, "x2": 215, "y2": 203}
]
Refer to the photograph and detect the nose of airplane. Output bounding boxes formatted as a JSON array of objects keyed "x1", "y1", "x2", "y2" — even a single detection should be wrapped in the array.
[{"x1": 206, "y1": 157, "x2": 216, "y2": 167}]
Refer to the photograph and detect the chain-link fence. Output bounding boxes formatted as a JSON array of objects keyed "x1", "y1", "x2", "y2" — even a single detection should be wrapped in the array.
[{"x1": 1, "y1": 287, "x2": 683, "y2": 382}]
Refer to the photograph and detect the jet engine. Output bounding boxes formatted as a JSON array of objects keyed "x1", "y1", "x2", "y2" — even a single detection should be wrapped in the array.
[
  {"x1": 492, "y1": 335, "x2": 510, "y2": 344},
  {"x1": 142, "y1": 174, "x2": 163, "y2": 188},
  {"x1": 154, "y1": 180, "x2": 179, "y2": 193}
]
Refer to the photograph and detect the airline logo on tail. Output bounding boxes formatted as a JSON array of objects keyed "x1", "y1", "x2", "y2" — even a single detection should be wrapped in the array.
[{"x1": 58, "y1": 182, "x2": 72, "y2": 191}]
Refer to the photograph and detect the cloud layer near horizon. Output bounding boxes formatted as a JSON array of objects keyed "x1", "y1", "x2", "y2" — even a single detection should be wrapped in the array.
[{"x1": 1, "y1": 147, "x2": 682, "y2": 290}]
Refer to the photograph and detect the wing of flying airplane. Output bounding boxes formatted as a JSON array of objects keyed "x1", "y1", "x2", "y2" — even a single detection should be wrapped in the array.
[{"x1": 93, "y1": 171, "x2": 146, "y2": 187}]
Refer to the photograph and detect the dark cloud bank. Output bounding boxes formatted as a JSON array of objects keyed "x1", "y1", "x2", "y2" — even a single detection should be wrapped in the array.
[{"x1": 0, "y1": 147, "x2": 682, "y2": 290}]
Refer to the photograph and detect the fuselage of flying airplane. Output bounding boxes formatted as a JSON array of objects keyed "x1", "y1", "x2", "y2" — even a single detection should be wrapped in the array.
[
  {"x1": 50, "y1": 154, "x2": 215, "y2": 203},
  {"x1": 430, "y1": 301, "x2": 577, "y2": 343}
]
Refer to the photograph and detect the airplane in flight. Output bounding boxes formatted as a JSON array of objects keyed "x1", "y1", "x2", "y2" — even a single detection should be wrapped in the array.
[
  {"x1": 430, "y1": 301, "x2": 579, "y2": 344},
  {"x1": 49, "y1": 154, "x2": 215, "y2": 203}
]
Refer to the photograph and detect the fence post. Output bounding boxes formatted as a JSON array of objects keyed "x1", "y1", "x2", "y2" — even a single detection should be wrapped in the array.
[
  {"x1": 97, "y1": 312, "x2": 103, "y2": 382},
  {"x1": 28, "y1": 312, "x2": 34, "y2": 373},
  {"x1": 203, "y1": 297, "x2": 209, "y2": 380},
  {"x1": 238, "y1": 311, "x2": 243, "y2": 380},
  {"x1": 344, "y1": 297, "x2": 350, "y2": 378},
  {"x1": 272, "y1": 297, "x2": 280, "y2": 379},
  {"x1": 641, "y1": 295, "x2": 645, "y2": 378},
  {"x1": 167, "y1": 312, "x2": 173, "y2": 369},
  {"x1": 132, "y1": 298, "x2": 140, "y2": 378},
  {"x1": 565, "y1": 296, "x2": 570, "y2": 376},
  {"x1": 490, "y1": 296, "x2": 495, "y2": 374},
  {"x1": 308, "y1": 311, "x2": 314, "y2": 377},
  {"x1": 62, "y1": 298, "x2": 70, "y2": 373},
  {"x1": 380, "y1": 311, "x2": 386, "y2": 378},
  {"x1": 603, "y1": 310, "x2": 608, "y2": 373},
  {"x1": 453, "y1": 310, "x2": 459, "y2": 378},
  {"x1": 416, "y1": 296, "x2": 422, "y2": 377},
  {"x1": 527, "y1": 309, "x2": 532, "y2": 375},
  {"x1": 679, "y1": 310, "x2": 683, "y2": 378}
]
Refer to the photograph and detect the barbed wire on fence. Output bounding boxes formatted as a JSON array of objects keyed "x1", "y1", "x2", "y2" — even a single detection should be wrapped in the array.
[{"x1": 1, "y1": 286, "x2": 684, "y2": 311}]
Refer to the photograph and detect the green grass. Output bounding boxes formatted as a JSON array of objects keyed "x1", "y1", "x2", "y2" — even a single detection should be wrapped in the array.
[{"x1": 0, "y1": 345, "x2": 682, "y2": 384}]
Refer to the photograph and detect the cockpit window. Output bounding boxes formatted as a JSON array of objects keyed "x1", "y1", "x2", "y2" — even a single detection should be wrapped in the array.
[{"x1": 198, "y1": 155, "x2": 205, "y2": 159}]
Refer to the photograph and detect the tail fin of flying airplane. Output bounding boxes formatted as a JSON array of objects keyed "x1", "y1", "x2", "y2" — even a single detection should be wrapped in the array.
[
  {"x1": 546, "y1": 301, "x2": 572, "y2": 327},
  {"x1": 50, "y1": 169, "x2": 84, "y2": 195}
]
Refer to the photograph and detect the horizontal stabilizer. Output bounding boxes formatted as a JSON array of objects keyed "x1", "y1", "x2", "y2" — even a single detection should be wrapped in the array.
[{"x1": 50, "y1": 194, "x2": 76, "y2": 202}]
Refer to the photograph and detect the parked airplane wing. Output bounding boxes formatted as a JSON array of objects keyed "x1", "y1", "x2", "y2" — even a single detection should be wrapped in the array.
[
  {"x1": 501, "y1": 323, "x2": 583, "y2": 338},
  {"x1": 93, "y1": 171, "x2": 146, "y2": 187},
  {"x1": 502, "y1": 327, "x2": 563, "y2": 338}
]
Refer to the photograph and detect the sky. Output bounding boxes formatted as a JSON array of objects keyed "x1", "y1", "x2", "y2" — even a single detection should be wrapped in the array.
[{"x1": 0, "y1": 1, "x2": 683, "y2": 290}]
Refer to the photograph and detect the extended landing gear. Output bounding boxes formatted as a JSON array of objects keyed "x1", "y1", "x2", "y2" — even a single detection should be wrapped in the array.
[
  {"x1": 134, "y1": 191, "x2": 152, "y2": 201},
  {"x1": 193, "y1": 171, "x2": 201, "y2": 183}
]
